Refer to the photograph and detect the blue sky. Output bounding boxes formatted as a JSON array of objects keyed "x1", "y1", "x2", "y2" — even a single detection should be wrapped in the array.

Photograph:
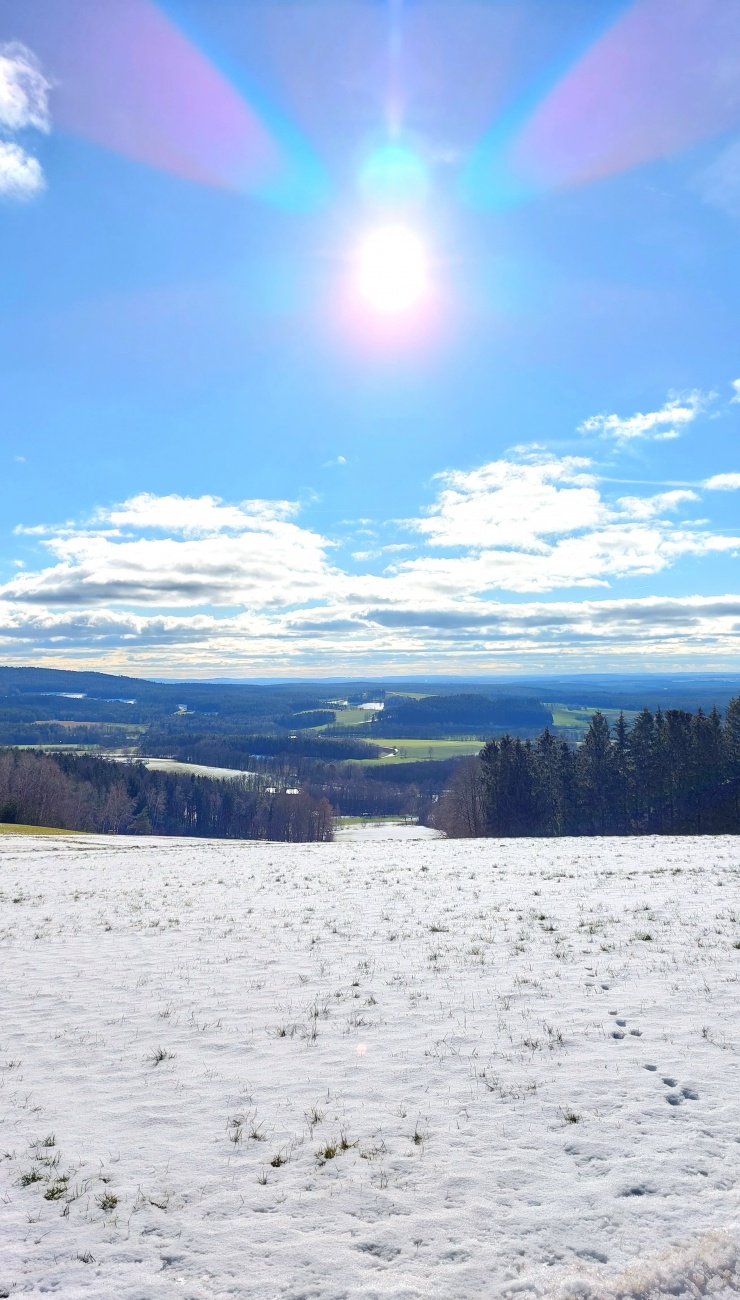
[{"x1": 1, "y1": 0, "x2": 740, "y2": 677}]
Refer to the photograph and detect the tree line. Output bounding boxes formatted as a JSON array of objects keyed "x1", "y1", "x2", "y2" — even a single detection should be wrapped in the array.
[
  {"x1": 429, "y1": 699, "x2": 740, "y2": 838},
  {"x1": 0, "y1": 750, "x2": 333, "y2": 841},
  {"x1": 139, "y1": 731, "x2": 381, "y2": 764}
]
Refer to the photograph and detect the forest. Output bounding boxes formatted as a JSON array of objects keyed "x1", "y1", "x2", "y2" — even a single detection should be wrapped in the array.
[
  {"x1": 429, "y1": 700, "x2": 740, "y2": 838},
  {"x1": 354, "y1": 693, "x2": 551, "y2": 739},
  {"x1": 139, "y1": 731, "x2": 382, "y2": 764},
  {"x1": 0, "y1": 750, "x2": 333, "y2": 842}
]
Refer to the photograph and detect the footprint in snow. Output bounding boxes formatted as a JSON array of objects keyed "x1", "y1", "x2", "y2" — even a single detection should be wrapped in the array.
[
  {"x1": 662, "y1": 1077, "x2": 677, "y2": 1087},
  {"x1": 644, "y1": 1064, "x2": 657, "y2": 1071},
  {"x1": 665, "y1": 1085, "x2": 698, "y2": 1105},
  {"x1": 612, "y1": 1031, "x2": 625, "y2": 1040}
]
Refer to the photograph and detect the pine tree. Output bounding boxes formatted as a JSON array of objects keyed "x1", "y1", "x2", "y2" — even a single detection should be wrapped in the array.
[
  {"x1": 724, "y1": 696, "x2": 740, "y2": 830},
  {"x1": 612, "y1": 712, "x2": 631, "y2": 834},
  {"x1": 578, "y1": 712, "x2": 615, "y2": 834},
  {"x1": 628, "y1": 707, "x2": 656, "y2": 829},
  {"x1": 535, "y1": 727, "x2": 565, "y2": 834}
]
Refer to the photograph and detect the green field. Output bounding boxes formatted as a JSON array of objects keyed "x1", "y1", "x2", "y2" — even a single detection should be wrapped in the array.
[
  {"x1": 322, "y1": 707, "x2": 376, "y2": 728},
  {"x1": 0, "y1": 822, "x2": 88, "y2": 836},
  {"x1": 547, "y1": 704, "x2": 640, "y2": 732},
  {"x1": 348, "y1": 737, "x2": 484, "y2": 764}
]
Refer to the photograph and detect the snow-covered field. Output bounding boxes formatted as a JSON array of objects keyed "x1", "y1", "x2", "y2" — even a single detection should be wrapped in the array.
[
  {"x1": 113, "y1": 758, "x2": 258, "y2": 782},
  {"x1": 1, "y1": 832, "x2": 739, "y2": 1299}
]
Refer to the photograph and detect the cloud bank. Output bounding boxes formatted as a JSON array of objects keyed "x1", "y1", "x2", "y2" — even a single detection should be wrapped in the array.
[{"x1": 2, "y1": 439, "x2": 739, "y2": 673}]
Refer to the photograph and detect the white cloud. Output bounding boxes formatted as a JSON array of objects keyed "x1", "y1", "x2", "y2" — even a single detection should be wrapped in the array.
[
  {"x1": 0, "y1": 139, "x2": 44, "y2": 198},
  {"x1": 615, "y1": 490, "x2": 699, "y2": 519},
  {"x1": 2, "y1": 493, "x2": 338, "y2": 608},
  {"x1": 0, "y1": 43, "x2": 50, "y2": 132},
  {"x1": 386, "y1": 523, "x2": 737, "y2": 597},
  {"x1": 578, "y1": 391, "x2": 710, "y2": 444},
  {"x1": 730, "y1": 379, "x2": 740, "y2": 403},
  {"x1": 378, "y1": 459, "x2": 730, "y2": 596},
  {"x1": 102, "y1": 492, "x2": 299, "y2": 536},
  {"x1": 704, "y1": 473, "x2": 740, "y2": 490},
  {"x1": 0, "y1": 43, "x2": 50, "y2": 199},
  {"x1": 412, "y1": 457, "x2": 602, "y2": 550}
]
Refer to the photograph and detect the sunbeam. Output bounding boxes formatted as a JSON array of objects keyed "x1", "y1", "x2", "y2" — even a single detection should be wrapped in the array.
[{"x1": 462, "y1": 0, "x2": 740, "y2": 208}]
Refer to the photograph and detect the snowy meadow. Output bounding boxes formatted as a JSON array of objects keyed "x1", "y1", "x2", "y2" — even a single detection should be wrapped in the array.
[{"x1": 1, "y1": 832, "x2": 739, "y2": 1299}]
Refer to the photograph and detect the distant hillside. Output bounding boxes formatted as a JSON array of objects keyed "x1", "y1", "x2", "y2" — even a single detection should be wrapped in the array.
[{"x1": 360, "y1": 694, "x2": 552, "y2": 738}]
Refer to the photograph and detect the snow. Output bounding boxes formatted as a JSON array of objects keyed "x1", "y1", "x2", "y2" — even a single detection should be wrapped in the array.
[
  {"x1": 137, "y1": 758, "x2": 255, "y2": 781},
  {"x1": 334, "y1": 820, "x2": 443, "y2": 842},
  {"x1": 130, "y1": 758, "x2": 256, "y2": 782},
  {"x1": 1, "y1": 832, "x2": 739, "y2": 1299}
]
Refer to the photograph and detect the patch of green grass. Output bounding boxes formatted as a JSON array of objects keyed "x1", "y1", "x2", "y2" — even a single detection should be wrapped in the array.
[
  {"x1": 313, "y1": 708, "x2": 376, "y2": 730},
  {"x1": 316, "y1": 1140, "x2": 339, "y2": 1163},
  {"x1": 347, "y1": 737, "x2": 484, "y2": 764},
  {"x1": 0, "y1": 823, "x2": 86, "y2": 836},
  {"x1": 547, "y1": 703, "x2": 640, "y2": 733},
  {"x1": 20, "y1": 1169, "x2": 45, "y2": 1187}
]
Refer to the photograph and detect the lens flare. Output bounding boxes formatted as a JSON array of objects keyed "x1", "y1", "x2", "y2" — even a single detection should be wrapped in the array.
[
  {"x1": 356, "y1": 225, "x2": 429, "y2": 313},
  {"x1": 359, "y1": 143, "x2": 429, "y2": 208},
  {"x1": 0, "y1": 0, "x2": 327, "y2": 209},
  {"x1": 461, "y1": 0, "x2": 740, "y2": 208}
]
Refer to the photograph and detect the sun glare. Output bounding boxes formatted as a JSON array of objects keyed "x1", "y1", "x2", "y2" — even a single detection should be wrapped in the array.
[{"x1": 356, "y1": 225, "x2": 429, "y2": 313}]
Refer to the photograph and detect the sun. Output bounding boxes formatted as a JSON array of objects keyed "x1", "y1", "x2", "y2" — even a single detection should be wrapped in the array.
[{"x1": 356, "y1": 225, "x2": 429, "y2": 313}]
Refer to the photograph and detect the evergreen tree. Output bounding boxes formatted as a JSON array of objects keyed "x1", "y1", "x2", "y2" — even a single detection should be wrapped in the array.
[
  {"x1": 628, "y1": 707, "x2": 656, "y2": 829},
  {"x1": 725, "y1": 695, "x2": 740, "y2": 826},
  {"x1": 577, "y1": 712, "x2": 615, "y2": 834},
  {"x1": 612, "y1": 712, "x2": 631, "y2": 833},
  {"x1": 534, "y1": 727, "x2": 566, "y2": 834},
  {"x1": 449, "y1": 693, "x2": 740, "y2": 840}
]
